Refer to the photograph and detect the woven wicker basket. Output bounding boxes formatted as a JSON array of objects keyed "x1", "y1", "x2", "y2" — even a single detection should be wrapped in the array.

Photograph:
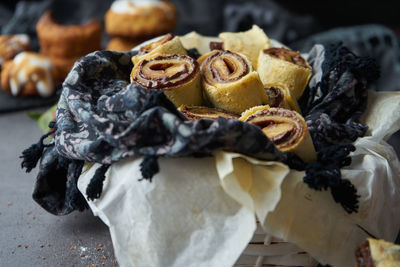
[{"x1": 235, "y1": 223, "x2": 319, "y2": 267}]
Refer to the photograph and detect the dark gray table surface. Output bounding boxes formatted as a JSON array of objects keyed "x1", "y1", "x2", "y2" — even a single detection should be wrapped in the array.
[
  {"x1": 1, "y1": 109, "x2": 399, "y2": 267},
  {"x1": 0, "y1": 110, "x2": 117, "y2": 267}
]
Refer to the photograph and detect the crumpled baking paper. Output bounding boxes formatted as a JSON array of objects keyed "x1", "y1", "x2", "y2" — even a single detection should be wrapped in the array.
[
  {"x1": 78, "y1": 90, "x2": 400, "y2": 267},
  {"x1": 78, "y1": 157, "x2": 257, "y2": 267}
]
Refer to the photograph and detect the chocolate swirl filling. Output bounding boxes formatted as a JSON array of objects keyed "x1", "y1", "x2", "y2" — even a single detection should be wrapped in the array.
[
  {"x1": 138, "y1": 33, "x2": 174, "y2": 56},
  {"x1": 202, "y1": 50, "x2": 249, "y2": 85},
  {"x1": 133, "y1": 54, "x2": 198, "y2": 90},
  {"x1": 179, "y1": 105, "x2": 239, "y2": 120},
  {"x1": 209, "y1": 41, "x2": 224, "y2": 51},
  {"x1": 263, "y1": 47, "x2": 310, "y2": 69},
  {"x1": 355, "y1": 241, "x2": 374, "y2": 267},
  {"x1": 265, "y1": 86, "x2": 285, "y2": 108},
  {"x1": 246, "y1": 108, "x2": 304, "y2": 149}
]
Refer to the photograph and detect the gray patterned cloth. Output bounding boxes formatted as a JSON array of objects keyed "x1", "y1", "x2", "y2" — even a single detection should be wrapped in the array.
[
  {"x1": 22, "y1": 43, "x2": 378, "y2": 216},
  {"x1": 56, "y1": 50, "x2": 285, "y2": 164},
  {"x1": 26, "y1": 49, "x2": 292, "y2": 215},
  {"x1": 301, "y1": 43, "x2": 379, "y2": 151}
]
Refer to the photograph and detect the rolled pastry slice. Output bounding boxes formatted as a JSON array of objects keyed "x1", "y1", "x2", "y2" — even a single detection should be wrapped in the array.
[
  {"x1": 178, "y1": 105, "x2": 239, "y2": 120},
  {"x1": 132, "y1": 33, "x2": 187, "y2": 65},
  {"x1": 199, "y1": 50, "x2": 268, "y2": 114},
  {"x1": 240, "y1": 106, "x2": 316, "y2": 162},
  {"x1": 264, "y1": 83, "x2": 301, "y2": 113},
  {"x1": 131, "y1": 54, "x2": 202, "y2": 107},
  {"x1": 356, "y1": 238, "x2": 400, "y2": 267},
  {"x1": 1, "y1": 52, "x2": 56, "y2": 97},
  {"x1": 213, "y1": 25, "x2": 271, "y2": 68},
  {"x1": 258, "y1": 47, "x2": 311, "y2": 100}
]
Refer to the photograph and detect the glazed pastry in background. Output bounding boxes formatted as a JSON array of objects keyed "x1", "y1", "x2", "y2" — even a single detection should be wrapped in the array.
[
  {"x1": 199, "y1": 50, "x2": 268, "y2": 115},
  {"x1": 264, "y1": 83, "x2": 301, "y2": 113},
  {"x1": 1, "y1": 52, "x2": 56, "y2": 97},
  {"x1": 131, "y1": 54, "x2": 202, "y2": 107},
  {"x1": 211, "y1": 25, "x2": 271, "y2": 69},
  {"x1": 36, "y1": 11, "x2": 102, "y2": 58},
  {"x1": 106, "y1": 37, "x2": 143, "y2": 52},
  {"x1": 36, "y1": 10, "x2": 102, "y2": 84},
  {"x1": 240, "y1": 106, "x2": 316, "y2": 162},
  {"x1": 258, "y1": 47, "x2": 311, "y2": 100},
  {"x1": 178, "y1": 105, "x2": 239, "y2": 121},
  {"x1": 0, "y1": 34, "x2": 31, "y2": 66},
  {"x1": 105, "y1": 0, "x2": 176, "y2": 39},
  {"x1": 356, "y1": 238, "x2": 400, "y2": 267},
  {"x1": 131, "y1": 33, "x2": 187, "y2": 65}
]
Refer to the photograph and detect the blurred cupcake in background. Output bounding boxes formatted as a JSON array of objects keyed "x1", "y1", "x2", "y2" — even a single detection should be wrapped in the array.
[
  {"x1": 105, "y1": 0, "x2": 177, "y2": 52},
  {"x1": 36, "y1": 11, "x2": 103, "y2": 84}
]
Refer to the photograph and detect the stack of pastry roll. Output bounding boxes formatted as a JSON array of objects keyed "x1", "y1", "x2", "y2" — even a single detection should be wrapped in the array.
[
  {"x1": 198, "y1": 50, "x2": 268, "y2": 114},
  {"x1": 258, "y1": 47, "x2": 311, "y2": 100},
  {"x1": 240, "y1": 105, "x2": 316, "y2": 163},
  {"x1": 129, "y1": 27, "x2": 317, "y2": 163}
]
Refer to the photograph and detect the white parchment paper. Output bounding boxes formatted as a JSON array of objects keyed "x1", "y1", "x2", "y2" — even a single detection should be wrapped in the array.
[
  {"x1": 78, "y1": 90, "x2": 400, "y2": 267},
  {"x1": 78, "y1": 157, "x2": 256, "y2": 267}
]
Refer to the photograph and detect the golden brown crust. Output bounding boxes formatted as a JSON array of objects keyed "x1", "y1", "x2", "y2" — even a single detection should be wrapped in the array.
[
  {"x1": 105, "y1": 1, "x2": 176, "y2": 39},
  {"x1": 106, "y1": 37, "x2": 143, "y2": 52},
  {"x1": 36, "y1": 11, "x2": 102, "y2": 58},
  {"x1": 0, "y1": 34, "x2": 32, "y2": 64}
]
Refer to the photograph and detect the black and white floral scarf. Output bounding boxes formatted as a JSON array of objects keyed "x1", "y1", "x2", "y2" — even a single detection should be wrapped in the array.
[{"x1": 21, "y1": 43, "x2": 378, "y2": 216}]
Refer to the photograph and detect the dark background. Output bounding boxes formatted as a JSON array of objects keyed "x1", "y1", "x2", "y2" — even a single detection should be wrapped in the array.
[
  {"x1": 1, "y1": 0, "x2": 398, "y2": 32},
  {"x1": 1, "y1": 0, "x2": 399, "y2": 40},
  {"x1": 1, "y1": 0, "x2": 399, "y2": 104}
]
